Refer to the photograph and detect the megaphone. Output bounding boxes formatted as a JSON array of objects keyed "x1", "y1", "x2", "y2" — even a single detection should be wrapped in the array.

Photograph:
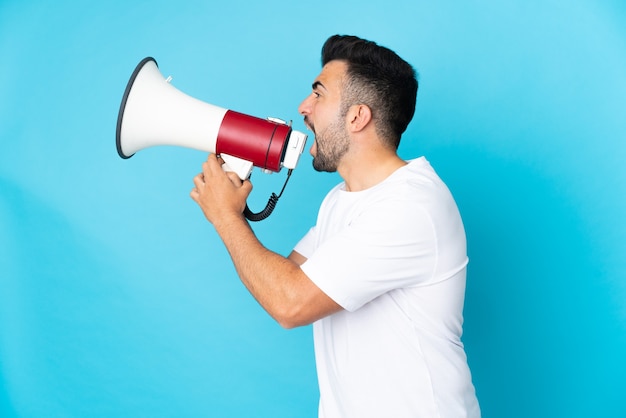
[{"x1": 116, "y1": 57, "x2": 307, "y2": 221}]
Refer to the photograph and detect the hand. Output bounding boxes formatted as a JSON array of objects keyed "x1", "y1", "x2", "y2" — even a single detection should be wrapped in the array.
[{"x1": 190, "y1": 154, "x2": 253, "y2": 225}]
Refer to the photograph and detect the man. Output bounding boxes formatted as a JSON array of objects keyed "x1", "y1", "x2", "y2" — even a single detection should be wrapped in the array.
[{"x1": 190, "y1": 34, "x2": 480, "y2": 418}]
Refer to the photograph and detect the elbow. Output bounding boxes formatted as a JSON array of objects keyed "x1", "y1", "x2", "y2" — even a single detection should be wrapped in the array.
[
  {"x1": 275, "y1": 314, "x2": 309, "y2": 330},
  {"x1": 277, "y1": 318, "x2": 301, "y2": 330},
  {"x1": 273, "y1": 304, "x2": 312, "y2": 329},
  {"x1": 278, "y1": 318, "x2": 309, "y2": 330}
]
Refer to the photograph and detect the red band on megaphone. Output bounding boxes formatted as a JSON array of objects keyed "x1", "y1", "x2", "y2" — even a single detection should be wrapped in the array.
[{"x1": 216, "y1": 110, "x2": 291, "y2": 172}]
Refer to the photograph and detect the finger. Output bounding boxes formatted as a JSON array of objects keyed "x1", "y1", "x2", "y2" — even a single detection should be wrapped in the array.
[
  {"x1": 192, "y1": 173, "x2": 205, "y2": 188},
  {"x1": 224, "y1": 171, "x2": 243, "y2": 186},
  {"x1": 202, "y1": 160, "x2": 211, "y2": 176},
  {"x1": 204, "y1": 154, "x2": 224, "y2": 176},
  {"x1": 241, "y1": 179, "x2": 253, "y2": 194}
]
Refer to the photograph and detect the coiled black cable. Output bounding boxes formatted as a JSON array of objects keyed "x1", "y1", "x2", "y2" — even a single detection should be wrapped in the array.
[{"x1": 244, "y1": 169, "x2": 293, "y2": 222}]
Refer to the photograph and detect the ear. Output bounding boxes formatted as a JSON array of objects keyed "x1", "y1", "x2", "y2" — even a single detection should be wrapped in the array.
[{"x1": 346, "y1": 104, "x2": 372, "y2": 133}]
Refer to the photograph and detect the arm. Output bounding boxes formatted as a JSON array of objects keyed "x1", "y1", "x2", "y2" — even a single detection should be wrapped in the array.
[
  {"x1": 190, "y1": 154, "x2": 342, "y2": 328},
  {"x1": 288, "y1": 250, "x2": 308, "y2": 266}
]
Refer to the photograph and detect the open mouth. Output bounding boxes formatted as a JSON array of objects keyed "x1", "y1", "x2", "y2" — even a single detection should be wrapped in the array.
[{"x1": 303, "y1": 117, "x2": 315, "y2": 134}]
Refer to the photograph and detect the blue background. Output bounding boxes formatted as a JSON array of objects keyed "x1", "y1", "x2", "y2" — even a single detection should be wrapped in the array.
[{"x1": 1, "y1": 0, "x2": 625, "y2": 416}]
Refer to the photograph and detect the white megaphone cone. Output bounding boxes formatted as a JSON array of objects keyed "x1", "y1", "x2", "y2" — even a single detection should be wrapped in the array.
[{"x1": 116, "y1": 57, "x2": 307, "y2": 220}]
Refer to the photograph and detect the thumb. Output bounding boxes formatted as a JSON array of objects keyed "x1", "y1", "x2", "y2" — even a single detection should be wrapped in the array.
[{"x1": 241, "y1": 179, "x2": 253, "y2": 196}]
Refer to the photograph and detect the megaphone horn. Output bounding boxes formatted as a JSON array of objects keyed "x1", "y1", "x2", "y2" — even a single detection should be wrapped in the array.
[{"x1": 116, "y1": 57, "x2": 307, "y2": 220}]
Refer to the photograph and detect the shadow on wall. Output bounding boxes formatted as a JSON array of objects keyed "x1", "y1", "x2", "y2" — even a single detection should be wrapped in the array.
[{"x1": 441, "y1": 146, "x2": 626, "y2": 418}]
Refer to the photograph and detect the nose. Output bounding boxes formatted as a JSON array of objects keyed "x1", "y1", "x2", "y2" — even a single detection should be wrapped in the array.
[{"x1": 298, "y1": 94, "x2": 313, "y2": 116}]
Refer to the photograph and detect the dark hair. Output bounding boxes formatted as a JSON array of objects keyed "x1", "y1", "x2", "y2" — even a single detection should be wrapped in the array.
[{"x1": 321, "y1": 34, "x2": 418, "y2": 149}]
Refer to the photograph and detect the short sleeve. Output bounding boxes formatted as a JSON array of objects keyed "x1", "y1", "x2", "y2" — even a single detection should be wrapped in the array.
[
  {"x1": 293, "y1": 227, "x2": 317, "y2": 259},
  {"x1": 300, "y1": 197, "x2": 438, "y2": 312}
]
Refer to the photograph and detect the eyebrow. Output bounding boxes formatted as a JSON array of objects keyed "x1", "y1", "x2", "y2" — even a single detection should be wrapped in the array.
[{"x1": 312, "y1": 81, "x2": 327, "y2": 91}]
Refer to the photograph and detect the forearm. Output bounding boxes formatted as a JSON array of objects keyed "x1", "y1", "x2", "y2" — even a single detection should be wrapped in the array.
[
  {"x1": 212, "y1": 213, "x2": 314, "y2": 328},
  {"x1": 191, "y1": 154, "x2": 341, "y2": 326}
]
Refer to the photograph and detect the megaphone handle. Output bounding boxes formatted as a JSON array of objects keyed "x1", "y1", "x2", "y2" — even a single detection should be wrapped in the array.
[{"x1": 220, "y1": 154, "x2": 254, "y2": 180}]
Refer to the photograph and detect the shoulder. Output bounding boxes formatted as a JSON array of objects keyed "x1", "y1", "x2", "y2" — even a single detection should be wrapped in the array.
[
  {"x1": 365, "y1": 158, "x2": 451, "y2": 205},
  {"x1": 357, "y1": 158, "x2": 463, "y2": 230}
]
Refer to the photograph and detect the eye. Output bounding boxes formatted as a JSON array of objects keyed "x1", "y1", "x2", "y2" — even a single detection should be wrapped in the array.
[{"x1": 313, "y1": 91, "x2": 321, "y2": 98}]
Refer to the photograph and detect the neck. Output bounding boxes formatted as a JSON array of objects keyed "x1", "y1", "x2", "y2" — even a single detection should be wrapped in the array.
[{"x1": 338, "y1": 149, "x2": 407, "y2": 192}]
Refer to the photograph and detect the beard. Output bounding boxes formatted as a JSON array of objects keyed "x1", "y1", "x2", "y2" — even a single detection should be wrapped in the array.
[{"x1": 309, "y1": 114, "x2": 351, "y2": 173}]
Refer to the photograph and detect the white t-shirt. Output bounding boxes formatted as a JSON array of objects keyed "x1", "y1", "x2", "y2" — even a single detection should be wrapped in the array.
[{"x1": 294, "y1": 157, "x2": 480, "y2": 418}]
